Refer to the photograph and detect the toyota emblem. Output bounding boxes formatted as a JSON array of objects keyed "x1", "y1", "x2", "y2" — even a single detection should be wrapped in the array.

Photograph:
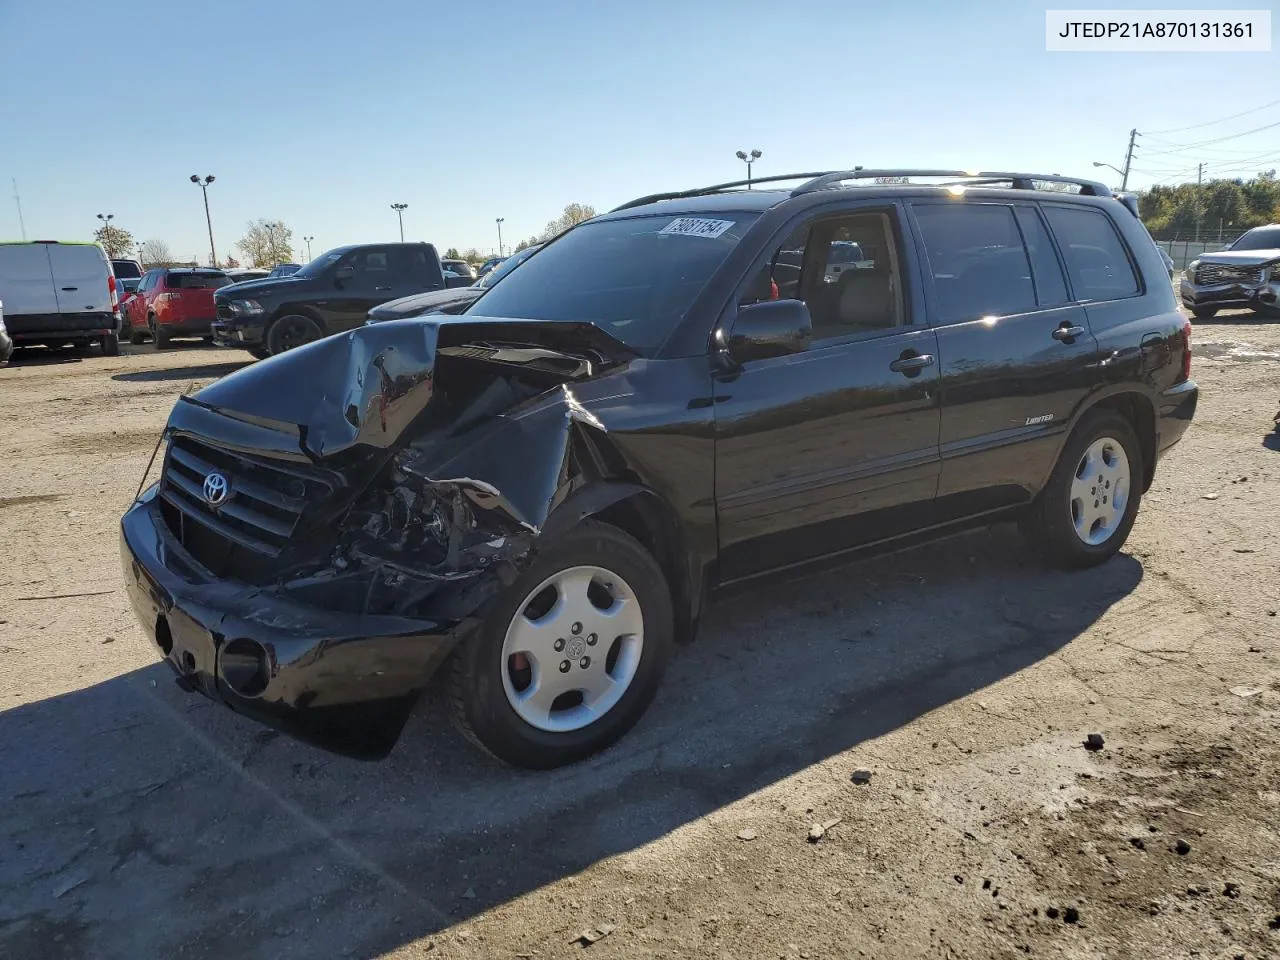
[{"x1": 202, "y1": 472, "x2": 230, "y2": 506}]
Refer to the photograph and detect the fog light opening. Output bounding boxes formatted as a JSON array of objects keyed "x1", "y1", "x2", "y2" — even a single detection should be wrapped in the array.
[
  {"x1": 155, "y1": 615, "x2": 173, "y2": 656},
  {"x1": 219, "y1": 638, "x2": 270, "y2": 698}
]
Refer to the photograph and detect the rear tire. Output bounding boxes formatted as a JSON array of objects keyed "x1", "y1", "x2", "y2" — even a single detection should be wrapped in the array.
[
  {"x1": 449, "y1": 520, "x2": 673, "y2": 768},
  {"x1": 100, "y1": 332, "x2": 120, "y2": 356},
  {"x1": 129, "y1": 329, "x2": 146, "y2": 345},
  {"x1": 266, "y1": 314, "x2": 324, "y2": 354},
  {"x1": 248, "y1": 346, "x2": 272, "y2": 361},
  {"x1": 1022, "y1": 409, "x2": 1143, "y2": 569},
  {"x1": 1191, "y1": 306, "x2": 1217, "y2": 320},
  {"x1": 152, "y1": 321, "x2": 172, "y2": 350}
]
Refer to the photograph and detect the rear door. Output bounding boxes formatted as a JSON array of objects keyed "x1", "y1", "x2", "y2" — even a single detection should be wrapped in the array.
[
  {"x1": 48, "y1": 244, "x2": 113, "y2": 315},
  {"x1": 909, "y1": 200, "x2": 1098, "y2": 520},
  {"x1": 0, "y1": 244, "x2": 59, "y2": 318}
]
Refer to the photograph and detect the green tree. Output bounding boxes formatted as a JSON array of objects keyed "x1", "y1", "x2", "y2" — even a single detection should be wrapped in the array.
[
  {"x1": 94, "y1": 223, "x2": 135, "y2": 258},
  {"x1": 444, "y1": 247, "x2": 461, "y2": 260},
  {"x1": 237, "y1": 219, "x2": 295, "y2": 267},
  {"x1": 539, "y1": 202, "x2": 596, "y2": 241}
]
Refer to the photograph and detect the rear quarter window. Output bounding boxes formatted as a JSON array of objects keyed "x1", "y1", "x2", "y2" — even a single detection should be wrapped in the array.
[{"x1": 1042, "y1": 205, "x2": 1140, "y2": 301}]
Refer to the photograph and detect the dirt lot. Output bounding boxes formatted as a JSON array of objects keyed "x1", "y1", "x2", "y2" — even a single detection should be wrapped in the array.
[{"x1": 2, "y1": 314, "x2": 1279, "y2": 960}]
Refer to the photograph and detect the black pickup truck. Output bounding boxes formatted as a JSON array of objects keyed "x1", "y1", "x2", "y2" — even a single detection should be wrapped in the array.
[
  {"x1": 122, "y1": 168, "x2": 1197, "y2": 769},
  {"x1": 211, "y1": 242, "x2": 469, "y2": 357}
]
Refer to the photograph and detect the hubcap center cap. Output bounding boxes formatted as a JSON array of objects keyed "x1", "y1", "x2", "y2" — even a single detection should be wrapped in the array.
[{"x1": 565, "y1": 637, "x2": 586, "y2": 659}]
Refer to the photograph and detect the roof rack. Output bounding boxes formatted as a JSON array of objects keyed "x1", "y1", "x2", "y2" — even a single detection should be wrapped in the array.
[
  {"x1": 791, "y1": 169, "x2": 1114, "y2": 198},
  {"x1": 611, "y1": 172, "x2": 834, "y2": 212}
]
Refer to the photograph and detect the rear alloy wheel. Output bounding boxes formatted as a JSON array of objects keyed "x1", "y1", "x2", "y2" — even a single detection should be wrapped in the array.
[
  {"x1": 266, "y1": 314, "x2": 323, "y2": 354},
  {"x1": 1191, "y1": 306, "x2": 1218, "y2": 320},
  {"x1": 450, "y1": 520, "x2": 673, "y2": 768},
  {"x1": 1022, "y1": 410, "x2": 1142, "y2": 569}
]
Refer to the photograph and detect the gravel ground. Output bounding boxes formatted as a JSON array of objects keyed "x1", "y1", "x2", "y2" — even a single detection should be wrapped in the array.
[{"x1": 1, "y1": 313, "x2": 1278, "y2": 960}]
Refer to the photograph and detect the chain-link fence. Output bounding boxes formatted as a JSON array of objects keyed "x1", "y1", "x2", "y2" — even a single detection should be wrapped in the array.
[{"x1": 1153, "y1": 235, "x2": 1245, "y2": 270}]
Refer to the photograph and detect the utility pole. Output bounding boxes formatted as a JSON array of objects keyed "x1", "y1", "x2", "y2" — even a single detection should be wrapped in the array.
[
  {"x1": 1120, "y1": 128, "x2": 1138, "y2": 191},
  {"x1": 1194, "y1": 163, "x2": 1203, "y2": 242},
  {"x1": 12, "y1": 179, "x2": 27, "y2": 240}
]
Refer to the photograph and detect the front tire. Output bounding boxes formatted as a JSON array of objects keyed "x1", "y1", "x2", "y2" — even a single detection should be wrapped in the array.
[
  {"x1": 266, "y1": 314, "x2": 324, "y2": 354},
  {"x1": 1191, "y1": 306, "x2": 1218, "y2": 320},
  {"x1": 1023, "y1": 409, "x2": 1143, "y2": 569},
  {"x1": 449, "y1": 520, "x2": 673, "y2": 768}
]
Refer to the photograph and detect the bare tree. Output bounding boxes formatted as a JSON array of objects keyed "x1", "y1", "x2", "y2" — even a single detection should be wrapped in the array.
[
  {"x1": 140, "y1": 239, "x2": 175, "y2": 267},
  {"x1": 540, "y1": 203, "x2": 596, "y2": 241},
  {"x1": 94, "y1": 223, "x2": 135, "y2": 258},
  {"x1": 237, "y1": 219, "x2": 295, "y2": 267}
]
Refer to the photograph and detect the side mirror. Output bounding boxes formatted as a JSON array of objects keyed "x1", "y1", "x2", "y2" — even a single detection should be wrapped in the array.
[{"x1": 726, "y1": 299, "x2": 812, "y2": 363}]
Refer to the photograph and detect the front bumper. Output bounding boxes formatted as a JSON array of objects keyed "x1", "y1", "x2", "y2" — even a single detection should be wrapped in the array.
[
  {"x1": 119, "y1": 488, "x2": 460, "y2": 758},
  {"x1": 210, "y1": 318, "x2": 266, "y2": 348},
  {"x1": 1180, "y1": 277, "x2": 1280, "y2": 312}
]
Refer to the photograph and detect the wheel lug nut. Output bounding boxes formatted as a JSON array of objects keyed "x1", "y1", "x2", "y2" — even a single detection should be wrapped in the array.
[
  {"x1": 579, "y1": 656, "x2": 591, "y2": 669},
  {"x1": 571, "y1": 622, "x2": 582, "y2": 635},
  {"x1": 559, "y1": 660, "x2": 571, "y2": 673},
  {"x1": 586, "y1": 633, "x2": 597, "y2": 646},
  {"x1": 554, "y1": 639, "x2": 565, "y2": 652}
]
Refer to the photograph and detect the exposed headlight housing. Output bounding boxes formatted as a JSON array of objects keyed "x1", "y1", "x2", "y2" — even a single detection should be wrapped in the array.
[
  {"x1": 229, "y1": 299, "x2": 265, "y2": 316},
  {"x1": 1185, "y1": 260, "x2": 1199, "y2": 281}
]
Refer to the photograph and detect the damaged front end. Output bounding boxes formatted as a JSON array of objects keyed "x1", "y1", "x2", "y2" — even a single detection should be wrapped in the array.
[{"x1": 120, "y1": 316, "x2": 639, "y2": 758}]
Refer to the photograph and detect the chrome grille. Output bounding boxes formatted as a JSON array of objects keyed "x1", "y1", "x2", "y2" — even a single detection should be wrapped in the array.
[
  {"x1": 159, "y1": 436, "x2": 334, "y2": 560},
  {"x1": 1195, "y1": 262, "x2": 1264, "y2": 286}
]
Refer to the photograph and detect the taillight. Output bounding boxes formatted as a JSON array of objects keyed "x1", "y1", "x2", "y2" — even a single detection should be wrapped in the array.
[
  {"x1": 108, "y1": 274, "x2": 119, "y2": 311},
  {"x1": 155, "y1": 292, "x2": 181, "y2": 304},
  {"x1": 1181, "y1": 319, "x2": 1192, "y2": 381}
]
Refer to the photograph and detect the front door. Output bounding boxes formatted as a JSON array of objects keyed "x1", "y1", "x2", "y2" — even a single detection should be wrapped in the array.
[
  {"x1": 713, "y1": 204, "x2": 942, "y2": 583},
  {"x1": 907, "y1": 200, "x2": 1103, "y2": 521}
]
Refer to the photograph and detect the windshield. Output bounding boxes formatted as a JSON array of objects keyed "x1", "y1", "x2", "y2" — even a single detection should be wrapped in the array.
[
  {"x1": 476, "y1": 245, "x2": 540, "y2": 289},
  {"x1": 1228, "y1": 227, "x2": 1280, "y2": 251},
  {"x1": 292, "y1": 252, "x2": 343, "y2": 279},
  {"x1": 462, "y1": 214, "x2": 756, "y2": 353}
]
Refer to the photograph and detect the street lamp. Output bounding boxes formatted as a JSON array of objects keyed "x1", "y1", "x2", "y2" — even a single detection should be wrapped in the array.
[
  {"x1": 1091, "y1": 161, "x2": 1125, "y2": 181},
  {"x1": 735, "y1": 149, "x2": 762, "y2": 189},
  {"x1": 96, "y1": 213, "x2": 114, "y2": 250},
  {"x1": 496, "y1": 217, "x2": 505, "y2": 257},
  {"x1": 390, "y1": 203, "x2": 408, "y2": 242},
  {"x1": 189, "y1": 175, "x2": 217, "y2": 266},
  {"x1": 303, "y1": 235, "x2": 314, "y2": 260}
]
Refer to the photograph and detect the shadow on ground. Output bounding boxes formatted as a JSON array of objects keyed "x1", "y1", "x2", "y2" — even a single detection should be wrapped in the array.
[
  {"x1": 0, "y1": 526, "x2": 1143, "y2": 960},
  {"x1": 111, "y1": 360, "x2": 253, "y2": 383},
  {"x1": 4, "y1": 345, "x2": 91, "y2": 367}
]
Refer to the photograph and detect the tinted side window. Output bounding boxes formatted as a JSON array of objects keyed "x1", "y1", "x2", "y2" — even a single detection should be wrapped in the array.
[
  {"x1": 389, "y1": 246, "x2": 431, "y2": 282},
  {"x1": 1014, "y1": 207, "x2": 1069, "y2": 306},
  {"x1": 913, "y1": 203, "x2": 1035, "y2": 324},
  {"x1": 742, "y1": 212, "x2": 905, "y2": 340},
  {"x1": 1042, "y1": 205, "x2": 1139, "y2": 301}
]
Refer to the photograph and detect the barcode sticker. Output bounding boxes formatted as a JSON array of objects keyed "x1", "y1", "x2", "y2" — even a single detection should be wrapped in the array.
[{"x1": 658, "y1": 217, "x2": 736, "y2": 239}]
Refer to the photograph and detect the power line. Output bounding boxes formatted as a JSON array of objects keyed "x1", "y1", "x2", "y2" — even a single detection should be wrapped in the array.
[
  {"x1": 1143, "y1": 98, "x2": 1280, "y2": 136},
  {"x1": 1139, "y1": 119, "x2": 1280, "y2": 157}
]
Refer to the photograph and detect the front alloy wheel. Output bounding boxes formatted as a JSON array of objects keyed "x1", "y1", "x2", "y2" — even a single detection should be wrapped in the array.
[{"x1": 450, "y1": 520, "x2": 673, "y2": 768}]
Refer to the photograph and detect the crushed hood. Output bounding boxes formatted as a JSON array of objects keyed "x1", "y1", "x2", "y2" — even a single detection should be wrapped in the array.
[
  {"x1": 1196, "y1": 249, "x2": 1280, "y2": 267},
  {"x1": 185, "y1": 316, "x2": 637, "y2": 461}
]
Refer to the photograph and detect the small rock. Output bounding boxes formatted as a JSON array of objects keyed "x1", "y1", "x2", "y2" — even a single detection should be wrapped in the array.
[
  {"x1": 1084, "y1": 733, "x2": 1105, "y2": 751},
  {"x1": 808, "y1": 824, "x2": 826, "y2": 843},
  {"x1": 982, "y1": 879, "x2": 992, "y2": 890},
  {"x1": 736, "y1": 829, "x2": 758, "y2": 842},
  {"x1": 461, "y1": 886, "x2": 477, "y2": 900},
  {"x1": 1249, "y1": 646, "x2": 1263, "y2": 653},
  {"x1": 1175, "y1": 839, "x2": 1192, "y2": 856},
  {"x1": 1129, "y1": 837, "x2": 1146, "y2": 850},
  {"x1": 1045, "y1": 907, "x2": 1060, "y2": 919},
  {"x1": 1230, "y1": 686, "x2": 1263, "y2": 698},
  {"x1": 1063, "y1": 907, "x2": 1080, "y2": 924},
  {"x1": 851, "y1": 769, "x2": 873, "y2": 785},
  {"x1": 1202, "y1": 493, "x2": 1219, "y2": 500},
  {"x1": 954, "y1": 875, "x2": 964, "y2": 884},
  {"x1": 571, "y1": 923, "x2": 616, "y2": 946},
  {"x1": 1186, "y1": 886, "x2": 1201, "y2": 897},
  {"x1": 1269, "y1": 915, "x2": 1280, "y2": 930},
  {"x1": 101, "y1": 637, "x2": 115, "y2": 644},
  {"x1": 1223, "y1": 882, "x2": 1240, "y2": 899}
]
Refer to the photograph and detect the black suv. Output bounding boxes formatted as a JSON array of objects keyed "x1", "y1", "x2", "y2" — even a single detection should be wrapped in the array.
[
  {"x1": 120, "y1": 169, "x2": 1197, "y2": 768},
  {"x1": 210, "y1": 242, "x2": 458, "y2": 357}
]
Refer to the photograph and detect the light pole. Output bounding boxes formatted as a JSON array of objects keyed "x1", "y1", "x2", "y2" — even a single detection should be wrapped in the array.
[
  {"x1": 1091, "y1": 161, "x2": 1125, "y2": 185},
  {"x1": 496, "y1": 217, "x2": 505, "y2": 257},
  {"x1": 303, "y1": 235, "x2": 314, "y2": 260},
  {"x1": 735, "y1": 149, "x2": 762, "y2": 188},
  {"x1": 390, "y1": 203, "x2": 408, "y2": 242},
  {"x1": 96, "y1": 213, "x2": 114, "y2": 252},
  {"x1": 136, "y1": 242, "x2": 144, "y2": 266},
  {"x1": 189, "y1": 175, "x2": 217, "y2": 266}
]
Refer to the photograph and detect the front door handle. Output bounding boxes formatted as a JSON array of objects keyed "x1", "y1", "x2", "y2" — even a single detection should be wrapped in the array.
[
  {"x1": 374, "y1": 285, "x2": 392, "y2": 291},
  {"x1": 1053, "y1": 323, "x2": 1086, "y2": 342},
  {"x1": 889, "y1": 353, "x2": 935, "y2": 375},
  {"x1": 61, "y1": 286, "x2": 78, "y2": 291}
]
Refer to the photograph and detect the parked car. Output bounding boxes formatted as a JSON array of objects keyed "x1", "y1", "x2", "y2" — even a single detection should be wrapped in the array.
[
  {"x1": 267, "y1": 263, "x2": 302, "y2": 278},
  {"x1": 120, "y1": 168, "x2": 1197, "y2": 768},
  {"x1": 0, "y1": 241, "x2": 120, "y2": 355},
  {"x1": 111, "y1": 258, "x2": 144, "y2": 280},
  {"x1": 478, "y1": 256, "x2": 505, "y2": 277},
  {"x1": 211, "y1": 242, "x2": 454, "y2": 357},
  {"x1": 224, "y1": 267, "x2": 271, "y2": 283},
  {"x1": 442, "y1": 259, "x2": 477, "y2": 281},
  {"x1": 0, "y1": 300, "x2": 12, "y2": 366},
  {"x1": 1180, "y1": 223, "x2": 1280, "y2": 318},
  {"x1": 122, "y1": 268, "x2": 233, "y2": 349},
  {"x1": 367, "y1": 242, "x2": 543, "y2": 322}
]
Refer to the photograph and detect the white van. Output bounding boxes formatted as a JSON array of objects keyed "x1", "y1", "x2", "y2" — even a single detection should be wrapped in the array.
[{"x1": 0, "y1": 241, "x2": 120, "y2": 355}]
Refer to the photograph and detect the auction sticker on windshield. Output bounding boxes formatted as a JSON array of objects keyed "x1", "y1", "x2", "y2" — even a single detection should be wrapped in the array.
[{"x1": 659, "y1": 217, "x2": 736, "y2": 239}]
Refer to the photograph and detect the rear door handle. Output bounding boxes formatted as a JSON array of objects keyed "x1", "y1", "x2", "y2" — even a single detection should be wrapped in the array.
[
  {"x1": 889, "y1": 353, "x2": 935, "y2": 375},
  {"x1": 1052, "y1": 324, "x2": 1086, "y2": 342},
  {"x1": 61, "y1": 286, "x2": 78, "y2": 291},
  {"x1": 374, "y1": 285, "x2": 392, "y2": 291}
]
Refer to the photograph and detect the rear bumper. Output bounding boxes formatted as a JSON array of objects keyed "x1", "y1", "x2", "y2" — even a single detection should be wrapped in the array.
[
  {"x1": 1180, "y1": 277, "x2": 1280, "y2": 311},
  {"x1": 156, "y1": 316, "x2": 215, "y2": 335},
  {"x1": 119, "y1": 487, "x2": 460, "y2": 758},
  {"x1": 210, "y1": 318, "x2": 266, "y2": 348},
  {"x1": 5, "y1": 311, "x2": 115, "y2": 341},
  {"x1": 1157, "y1": 379, "x2": 1198, "y2": 454}
]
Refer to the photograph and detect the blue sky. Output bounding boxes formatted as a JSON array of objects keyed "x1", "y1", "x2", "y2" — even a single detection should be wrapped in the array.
[{"x1": 1, "y1": 0, "x2": 1276, "y2": 263}]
